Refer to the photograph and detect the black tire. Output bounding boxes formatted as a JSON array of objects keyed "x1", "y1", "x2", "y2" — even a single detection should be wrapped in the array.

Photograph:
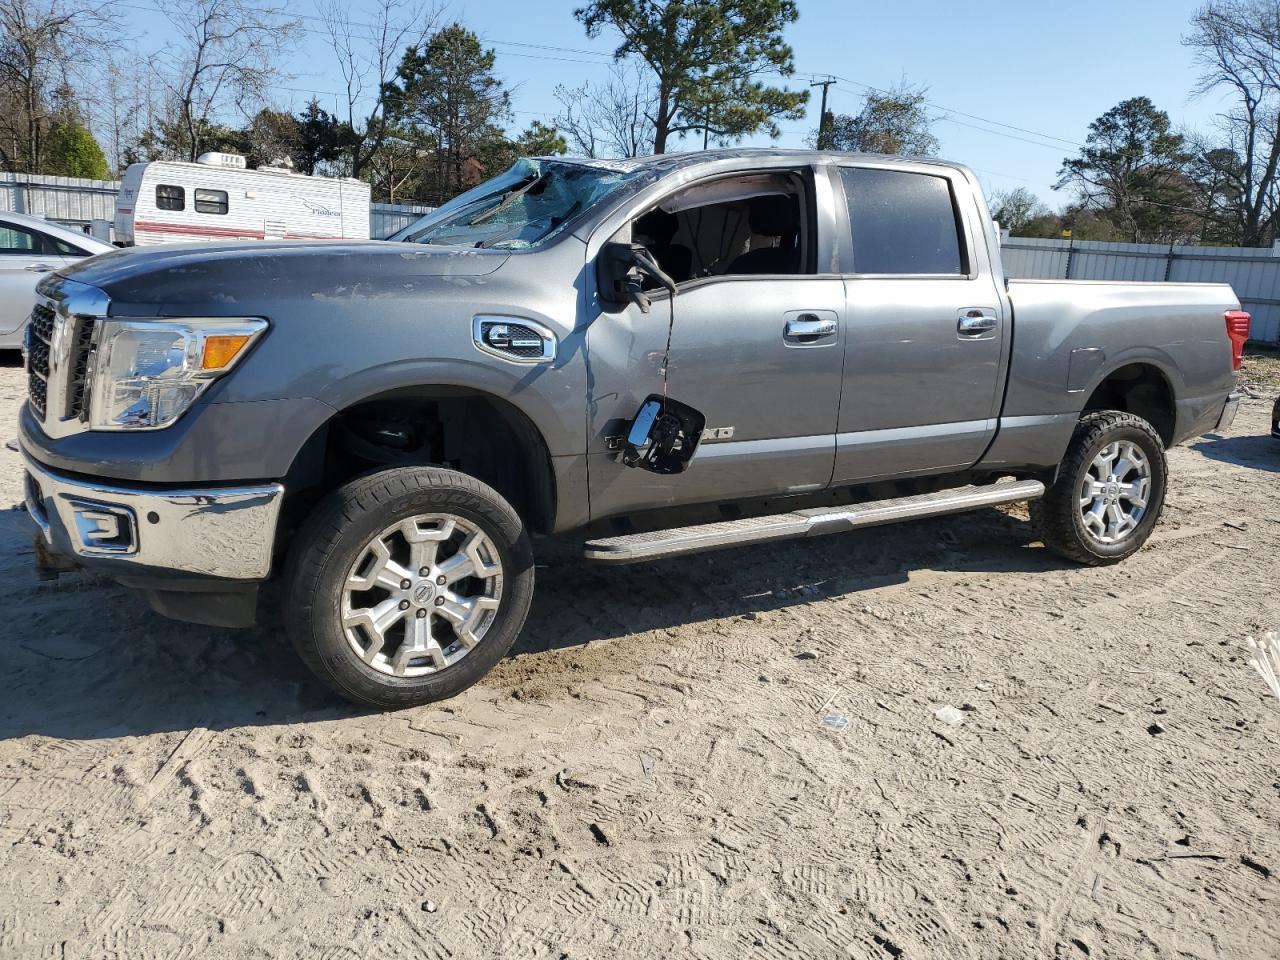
[
  {"x1": 283, "y1": 466, "x2": 534, "y2": 708},
  {"x1": 1031, "y1": 409, "x2": 1168, "y2": 566}
]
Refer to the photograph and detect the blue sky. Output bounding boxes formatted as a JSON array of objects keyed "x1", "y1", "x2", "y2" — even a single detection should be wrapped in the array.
[{"x1": 122, "y1": 0, "x2": 1229, "y2": 207}]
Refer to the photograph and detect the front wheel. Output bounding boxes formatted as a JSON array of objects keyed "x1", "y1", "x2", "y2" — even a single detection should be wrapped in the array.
[
  {"x1": 1031, "y1": 409, "x2": 1168, "y2": 565},
  {"x1": 284, "y1": 466, "x2": 534, "y2": 708}
]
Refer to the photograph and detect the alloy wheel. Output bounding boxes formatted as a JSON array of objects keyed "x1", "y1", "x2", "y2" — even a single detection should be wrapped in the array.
[
  {"x1": 340, "y1": 514, "x2": 503, "y2": 677},
  {"x1": 1077, "y1": 440, "x2": 1151, "y2": 545}
]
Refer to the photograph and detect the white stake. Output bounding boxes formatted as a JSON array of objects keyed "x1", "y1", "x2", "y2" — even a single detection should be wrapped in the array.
[{"x1": 1246, "y1": 632, "x2": 1280, "y2": 701}]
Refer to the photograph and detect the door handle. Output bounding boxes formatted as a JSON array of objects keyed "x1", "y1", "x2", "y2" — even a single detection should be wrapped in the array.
[
  {"x1": 23, "y1": 263, "x2": 55, "y2": 273},
  {"x1": 957, "y1": 311, "x2": 997, "y2": 335},
  {"x1": 785, "y1": 314, "x2": 837, "y2": 340}
]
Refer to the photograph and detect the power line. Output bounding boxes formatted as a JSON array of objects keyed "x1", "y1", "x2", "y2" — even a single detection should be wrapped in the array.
[
  {"x1": 935, "y1": 115, "x2": 1075, "y2": 153},
  {"x1": 110, "y1": 1, "x2": 1094, "y2": 163},
  {"x1": 822, "y1": 79, "x2": 1082, "y2": 153}
]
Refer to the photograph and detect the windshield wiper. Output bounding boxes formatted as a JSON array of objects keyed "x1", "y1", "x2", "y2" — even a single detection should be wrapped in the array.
[{"x1": 469, "y1": 175, "x2": 542, "y2": 226}]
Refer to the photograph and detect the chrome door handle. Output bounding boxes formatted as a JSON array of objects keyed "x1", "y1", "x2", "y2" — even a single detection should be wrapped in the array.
[
  {"x1": 785, "y1": 316, "x2": 837, "y2": 339},
  {"x1": 24, "y1": 263, "x2": 55, "y2": 273},
  {"x1": 957, "y1": 311, "x2": 997, "y2": 335}
]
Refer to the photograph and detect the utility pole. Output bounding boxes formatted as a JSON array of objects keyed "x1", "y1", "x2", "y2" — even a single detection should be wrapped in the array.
[{"x1": 810, "y1": 76, "x2": 835, "y2": 148}]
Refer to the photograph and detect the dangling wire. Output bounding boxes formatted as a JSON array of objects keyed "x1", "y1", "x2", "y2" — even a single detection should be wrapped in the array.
[
  {"x1": 629, "y1": 244, "x2": 678, "y2": 404},
  {"x1": 659, "y1": 290, "x2": 675, "y2": 401}
]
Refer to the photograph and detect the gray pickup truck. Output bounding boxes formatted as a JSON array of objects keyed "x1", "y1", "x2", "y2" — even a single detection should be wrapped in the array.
[{"x1": 19, "y1": 149, "x2": 1249, "y2": 707}]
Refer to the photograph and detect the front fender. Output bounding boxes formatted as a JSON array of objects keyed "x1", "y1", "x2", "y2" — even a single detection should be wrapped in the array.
[{"x1": 312, "y1": 355, "x2": 583, "y2": 459}]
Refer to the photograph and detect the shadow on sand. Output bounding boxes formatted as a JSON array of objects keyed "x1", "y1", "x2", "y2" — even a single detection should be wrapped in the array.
[
  {"x1": 1193, "y1": 431, "x2": 1280, "y2": 474},
  {"x1": 0, "y1": 505, "x2": 1067, "y2": 741}
]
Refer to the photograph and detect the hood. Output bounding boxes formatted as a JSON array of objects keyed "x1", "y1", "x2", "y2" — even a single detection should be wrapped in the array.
[{"x1": 58, "y1": 240, "x2": 510, "y2": 312}]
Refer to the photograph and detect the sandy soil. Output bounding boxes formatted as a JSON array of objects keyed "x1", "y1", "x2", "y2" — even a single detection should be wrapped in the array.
[{"x1": 1, "y1": 354, "x2": 1278, "y2": 960}]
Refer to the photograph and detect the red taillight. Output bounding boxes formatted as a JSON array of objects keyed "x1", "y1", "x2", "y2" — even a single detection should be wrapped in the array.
[{"x1": 1225, "y1": 310, "x2": 1251, "y2": 371}]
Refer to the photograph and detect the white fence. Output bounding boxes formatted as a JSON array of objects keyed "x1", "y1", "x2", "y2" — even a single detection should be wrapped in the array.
[
  {"x1": 1001, "y1": 236, "x2": 1280, "y2": 344},
  {"x1": 0, "y1": 172, "x2": 121, "y2": 223},
  {"x1": 0, "y1": 172, "x2": 433, "y2": 242}
]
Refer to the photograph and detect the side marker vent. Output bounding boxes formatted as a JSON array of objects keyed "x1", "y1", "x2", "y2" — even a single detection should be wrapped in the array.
[{"x1": 472, "y1": 316, "x2": 556, "y2": 363}]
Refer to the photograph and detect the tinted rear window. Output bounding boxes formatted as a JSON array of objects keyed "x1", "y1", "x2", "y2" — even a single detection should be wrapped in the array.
[{"x1": 840, "y1": 167, "x2": 965, "y2": 275}]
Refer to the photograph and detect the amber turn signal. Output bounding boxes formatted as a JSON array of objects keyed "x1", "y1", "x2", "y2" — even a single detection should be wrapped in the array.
[{"x1": 201, "y1": 334, "x2": 253, "y2": 370}]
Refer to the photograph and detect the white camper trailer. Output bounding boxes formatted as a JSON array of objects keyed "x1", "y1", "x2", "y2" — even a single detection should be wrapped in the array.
[{"x1": 114, "y1": 153, "x2": 371, "y2": 245}]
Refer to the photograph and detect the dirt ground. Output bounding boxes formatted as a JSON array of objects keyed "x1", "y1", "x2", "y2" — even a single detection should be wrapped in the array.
[{"x1": 1, "y1": 353, "x2": 1278, "y2": 960}]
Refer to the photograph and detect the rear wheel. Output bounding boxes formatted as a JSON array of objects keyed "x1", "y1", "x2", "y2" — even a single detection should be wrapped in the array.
[
  {"x1": 1031, "y1": 410, "x2": 1168, "y2": 565},
  {"x1": 284, "y1": 466, "x2": 534, "y2": 708}
]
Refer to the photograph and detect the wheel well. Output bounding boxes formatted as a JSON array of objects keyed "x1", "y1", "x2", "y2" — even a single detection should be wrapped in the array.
[
  {"x1": 282, "y1": 387, "x2": 557, "y2": 535},
  {"x1": 1081, "y1": 363, "x2": 1176, "y2": 447}
]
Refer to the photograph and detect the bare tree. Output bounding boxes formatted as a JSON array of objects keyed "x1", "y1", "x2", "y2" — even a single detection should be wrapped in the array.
[
  {"x1": 95, "y1": 56, "x2": 160, "y2": 173},
  {"x1": 554, "y1": 59, "x2": 656, "y2": 158},
  {"x1": 152, "y1": 0, "x2": 300, "y2": 162},
  {"x1": 0, "y1": 0, "x2": 115, "y2": 172},
  {"x1": 318, "y1": 0, "x2": 439, "y2": 179},
  {"x1": 1185, "y1": 0, "x2": 1280, "y2": 246}
]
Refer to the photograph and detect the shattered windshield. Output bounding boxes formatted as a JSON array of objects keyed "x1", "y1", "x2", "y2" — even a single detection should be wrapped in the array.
[{"x1": 390, "y1": 158, "x2": 643, "y2": 249}]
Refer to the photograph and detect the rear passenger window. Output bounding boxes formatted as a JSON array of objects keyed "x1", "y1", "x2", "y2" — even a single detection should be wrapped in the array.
[
  {"x1": 50, "y1": 236, "x2": 90, "y2": 256},
  {"x1": 0, "y1": 224, "x2": 41, "y2": 254},
  {"x1": 840, "y1": 167, "x2": 965, "y2": 275},
  {"x1": 156, "y1": 184, "x2": 184, "y2": 211},
  {"x1": 194, "y1": 189, "x2": 229, "y2": 215}
]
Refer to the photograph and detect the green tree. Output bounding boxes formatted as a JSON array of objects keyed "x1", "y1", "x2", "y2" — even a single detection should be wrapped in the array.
[
  {"x1": 1060, "y1": 206, "x2": 1127, "y2": 242},
  {"x1": 244, "y1": 108, "x2": 303, "y2": 170},
  {"x1": 822, "y1": 81, "x2": 938, "y2": 156},
  {"x1": 387, "y1": 23, "x2": 512, "y2": 204},
  {"x1": 295, "y1": 99, "x2": 356, "y2": 176},
  {"x1": 513, "y1": 121, "x2": 567, "y2": 157},
  {"x1": 44, "y1": 115, "x2": 110, "y2": 178},
  {"x1": 1186, "y1": 142, "x2": 1248, "y2": 245},
  {"x1": 574, "y1": 0, "x2": 807, "y2": 153},
  {"x1": 473, "y1": 121, "x2": 569, "y2": 195},
  {"x1": 142, "y1": 114, "x2": 245, "y2": 162},
  {"x1": 1056, "y1": 96, "x2": 1194, "y2": 243},
  {"x1": 989, "y1": 186, "x2": 1053, "y2": 235}
]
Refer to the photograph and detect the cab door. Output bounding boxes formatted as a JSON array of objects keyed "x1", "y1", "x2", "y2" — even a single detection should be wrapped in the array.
[
  {"x1": 584, "y1": 166, "x2": 846, "y2": 519},
  {"x1": 831, "y1": 163, "x2": 1007, "y2": 483}
]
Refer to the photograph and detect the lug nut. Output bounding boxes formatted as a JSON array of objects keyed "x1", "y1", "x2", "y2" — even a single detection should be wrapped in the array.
[
  {"x1": 416, "y1": 609, "x2": 427, "y2": 619},
  {"x1": 400, "y1": 579, "x2": 411, "y2": 589},
  {"x1": 436, "y1": 575, "x2": 447, "y2": 586},
  {"x1": 434, "y1": 596, "x2": 445, "y2": 606},
  {"x1": 419, "y1": 567, "x2": 430, "y2": 576},
  {"x1": 399, "y1": 600, "x2": 410, "y2": 610}
]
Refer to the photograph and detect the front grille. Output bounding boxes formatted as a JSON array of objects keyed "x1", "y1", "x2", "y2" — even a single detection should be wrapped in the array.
[
  {"x1": 69, "y1": 317, "x2": 96, "y2": 416},
  {"x1": 26, "y1": 304, "x2": 55, "y2": 419},
  {"x1": 26, "y1": 303, "x2": 95, "y2": 424}
]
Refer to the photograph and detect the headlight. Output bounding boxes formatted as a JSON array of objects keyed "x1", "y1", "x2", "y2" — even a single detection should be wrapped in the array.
[{"x1": 87, "y1": 318, "x2": 267, "y2": 430}]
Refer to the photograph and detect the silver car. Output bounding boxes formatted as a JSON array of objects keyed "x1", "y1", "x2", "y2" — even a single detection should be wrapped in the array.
[{"x1": 0, "y1": 211, "x2": 112, "y2": 350}]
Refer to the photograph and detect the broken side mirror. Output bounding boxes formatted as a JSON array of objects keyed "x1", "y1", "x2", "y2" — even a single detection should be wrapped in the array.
[
  {"x1": 621, "y1": 394, "x2": 706, "y2": 474},
  {"x1": 598, "y1": 241, "x2": 676, "y2": 314}
]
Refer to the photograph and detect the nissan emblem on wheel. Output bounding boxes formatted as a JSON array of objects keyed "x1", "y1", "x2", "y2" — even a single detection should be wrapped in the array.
[{"x1": 17, "y1": 150, "x2": 1249, "y2": 708}]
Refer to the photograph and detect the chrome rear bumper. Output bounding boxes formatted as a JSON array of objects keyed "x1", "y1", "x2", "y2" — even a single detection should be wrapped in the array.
[
  {"x1": 22, "y1": 451, "x2": 284, "y2": 581},
  {"x1": 1215, "y1": 391, "x2": 1244, "y2": 433}
]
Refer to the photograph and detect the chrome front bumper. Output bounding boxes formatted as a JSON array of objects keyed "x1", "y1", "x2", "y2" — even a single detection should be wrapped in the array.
[{"x1": 22, "y1": 452, "x2": 284, "y2": 580}]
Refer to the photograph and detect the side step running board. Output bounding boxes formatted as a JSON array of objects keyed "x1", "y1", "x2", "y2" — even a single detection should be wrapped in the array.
[{"x1": 583, "y1": 479, "x2": 1045, "y2": 564}]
